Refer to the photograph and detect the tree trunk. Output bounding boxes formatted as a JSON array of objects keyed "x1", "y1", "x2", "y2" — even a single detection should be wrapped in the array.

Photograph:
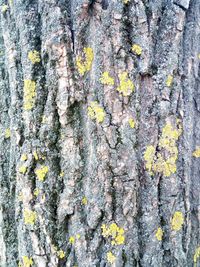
[{"x1": 0, "y1": 0, "x2": 200, "y2": 266}]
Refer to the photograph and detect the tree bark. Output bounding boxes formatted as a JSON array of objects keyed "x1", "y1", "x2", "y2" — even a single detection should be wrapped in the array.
[{"x1": 0, "y1": 0, "x2": 200, "y2": 266}]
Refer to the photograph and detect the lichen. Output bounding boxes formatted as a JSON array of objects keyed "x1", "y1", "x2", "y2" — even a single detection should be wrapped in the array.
[
  {"x1": 88, "y1": 101, "x2": 105, "y2": 123},
  {"x1": 171, "y1": 211, "x2": 184, "y2": 231},
  {"x1": 129, "y1": 118, "x2": 135, "y2": 128},
  {"x1": 144, "y1": 121, "x2": 182, "y2": 177},
  {"x1": 33, "y1": 151, "x2": 39, "y2": 160},
  {"x1": 101, "y1": 223, "x2": 125, "y2": 245},
  {"x1": 57, "y1": 250, "x2": 65, "y2": 259},
  {"x1": 69, "y1": 236, "x2": 75, "y2": 244},
  {"x1": 23, "y1": 209, "x2": 37, "y2": 225},
  {"x1": 5, "y1": 128, "x2": 11, "y2": 138},
  {"x1": 28, "y1": 50, "x2": 40, "y2": 64},
  {"x1": 19, "y1": 256, "x2": 33, "y2": 267},
  {"x1": 107, "y1": 251, "x2": 116, "y2": 264},
  {"x1": 132, "y1": 44, "x2": 142, "y2": 55},
  {"x1": 1, "y1": 5, "x2": 8, "y2": 13},
  {"x1": 99, "y1": 72, "x2": 115, "y2": 86},
  {"x1": 82, "y1": 196, "x2": 88, "y2": 205},
  {"x1": 19, "y1": 165, "x2": 27, "y2": 174},
  {"x1": 76, "y1": 47, "x2": 94, "y2": 75},
  {"x1": 35, "y1": 165, "x2": 49, "y2": 181},
  {"x1": 21, "y1": 154, "x2": 27, "y2": 161},
  {"x1": 23, "y1": 80, "x2": 36, "y2": 111},
  {"x1": 194, "y1": 247, "x2": 200, "y2": 266},
  {"x1": 59, "y1": 171, "x2": 64, "y2": 177},
  {"x1": 33, "y1": 188, "x2": 40, "y2": 197},
  {"x1": 155, "y1": 227, "x2": 163, "y2": 241},
  {"x1": 193, "y1": 147, "x2": 200, "y2": 158},
  {"x1": 166, "y1": 75, "x2": 173, "y2": 87},
  {"x1": 116, "y1": 72, "x2": 134, "y2": 97}
]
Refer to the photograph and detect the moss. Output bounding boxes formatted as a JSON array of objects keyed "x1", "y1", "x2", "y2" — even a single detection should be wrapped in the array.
[
  {"x1": 35, "y1": 165, "x2": 49, "y2": 181},
  {"x1": 19, "y1": 256, "x2": 33, "y2": 267},
  {"x1": 131, "y1": 44, "x2": 142, "y2": 55},
  {"x1": 101, "y1": 223, "x2": 125, "y2": 245},
  {"x1": 107, "y1": 251, "x2": 116, "y2": 264},
  {"x1": 28, "y1": 50, "x2": 40, "y2": 64},
  {"x1": 171, "y1": 211, "x2": 184, "y2": 231},
  {"x1": 88, "y1": 101, "x2": 105, "y2": 123},
  {"x1": 155, "y1": 227, "x2": 163, "y2": 241},
  {"x1": 129, "y1": 118, "x2": 135, "y2": 128},
  {"x1": 116, "y1": 72, "x2": 134, "y2": 97},
  {"x1": 23, "y1": 80, "x2": 36, "y2": 111},
  {"x1": 166, "y1": 75, "x2": 173, "y2": 87},
  {"x1": 193, "y1": 147, "x2": 200, "y2": 158},
  {"x1": 99, "y1": 72, "x2": 115, "y2": 86},
  {"x1": 194, "y1": 247, "x2": 200, "y2": 266},
  {"x1": 4, "y1": 128, "x2": 11, "y2": 139},
  {"x1": 23, "y1": 209, "x2": 37, "y2": 225},
  {"x1": 76, "y1": 47, "x2": 94, "y2": 75}
]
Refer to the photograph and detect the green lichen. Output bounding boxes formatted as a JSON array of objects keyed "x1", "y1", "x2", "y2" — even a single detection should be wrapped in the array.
[
  {"x1": 107, "y1": 251, "x2": 116, "y2": 264},
  {"x1": 144, "y1": 120, "x2": 182, "y2": 177},
  {"x1": 76, "y1": 47, "x2": 94, "y2": 75},
  {"x1": 88, "y1": 101, "x2": 105, "y2": 123},
  {"x1": 35, "y1": 165, "x2": 49, "y2": 181},
  {"x1": 166, "y1": 75, "x2": 173, "y2": 87},
  {"x1": 23, "y1": 209, "x2": 37, "y2": 225},
  {"x1": 99, "y1": 72, "x2": 114, "y2": 86},
  {"x1": 101, "y1": 223, "x2": 125, "y2": 245},
  {"x1": 116, "y1": 72, "x2": 134, "y2": 97},
  {"x1": 155, "y1": 227, "x2": 163, "y2": 241},
  {"x1": 171, "y1": 211, "x2": 184, "y2": 231},
  {"x1": 131, "y1": 44, "x2": 142, "y2": 55},
  {"x1": 23, "y1": 80, "x2": 36, "y2": 111},
  {"x1": 28, "y1": 50, "x2": 40, "y2": 64}
]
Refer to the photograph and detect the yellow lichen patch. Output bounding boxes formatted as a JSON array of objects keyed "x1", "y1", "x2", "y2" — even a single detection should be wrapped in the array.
[
  {"x1": 69, "y1": 236, "x2": 75, "y2": 244},
  {"x1": 99, "y1": 72, "x2": 115, "y2": 86},
  {"x1": 4, "y1": 128, "x2": 11, "y2": 139},
  {"x1": 107, "y1": 251, "x2": 116, "y2": 264},
  {"x1": 21, "y1": 154, "x2": 27, "y2": 161},
  {"x1": 194, "y1": 247, "x2": 200, "y2": 266},
  {"x1": 166, "y1": 75, "x2": 173, "y2": 87},
  {"x1": 9, "y1": 0, "x2": 13, "y2": 6},
  {"x1": 144, "y1": 121, "x2": 182, "y2": 177},
  {"x1": 76, "y1": 234, "x2": 81, "y2": 239},
  {"x1": 28, "y1": 50, "x2": 40, "y2": 64},
  {"x1": 82, "y1": 196, "x2": 88, "y2": 205},
  {"x1": 23, "y1": 209, "x2": 37, "y2": 225},
  {"x1": 171, "y1": 211, "x2": 184, "y2": 231},
  {"x1": 193, "y1": 147, "x2": 200, "y2": 158},
  {"x1": 18, "y1": 192, "x2": 23, "y2": 202},
  {"x1": 76, "y1": 47, "x2": 94, "y2": 75},
  {"x1": 132, "y1": 44, "x2": 142, "y2": 56},
  {"x1": 5, "y1": 128, "x2": 11, "y2": 138},
  {"x1": 155, "y1": 227, "x2": 163, "y2": 241},
  {"x1": 57, "y1": 250, "x2": 65, "y2": 259},
  {"x1": 144, "y1": 145, "x2": 156, "y2": 174},
  {"x1": 35, "y1": 165, "x2": 49, "y2": 181},
  {"x1": 19, "y1": 256, "x2": 33, "y2": 267},
  {"x1": 33, "y1": 188, "x2": 40, "y2": 197},
  {"x1": 116, "y1": 72, "x2": 134, "y2": 97},
  {"x1": 129, "y1": 118, "x2": 135, "y2": 128},
  {"x1": 88, "y1": 101, "x2": 105, "y2": 123},
  {"x1": 23, "y1": 80, "x2": 36, "y2": 111},
  {"x1": 2, "y1": 5, "x2": 8, "y2": 13},
  {"x1": 101, "y1": 223, "x2": 125, "y2": 245},
  {"x1": 19, "y1": 165, "x2": 27, "y2": 174},
  {"x1": 59, "y1": 171, "x2": 64, "y2": 177},
  {"x1": 33, "y1": 151, "x2": 39, "y2": 160}
]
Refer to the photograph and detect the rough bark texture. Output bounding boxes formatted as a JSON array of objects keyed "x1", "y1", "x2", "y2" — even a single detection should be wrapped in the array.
[{"x1": 0, "y1": 0, "x2": 200, "y2": 266}]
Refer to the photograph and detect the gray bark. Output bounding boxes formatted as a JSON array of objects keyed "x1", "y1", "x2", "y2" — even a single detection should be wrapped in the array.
[{"x1": 0, "y1": 0, "x2": 199, "y2": 266}]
